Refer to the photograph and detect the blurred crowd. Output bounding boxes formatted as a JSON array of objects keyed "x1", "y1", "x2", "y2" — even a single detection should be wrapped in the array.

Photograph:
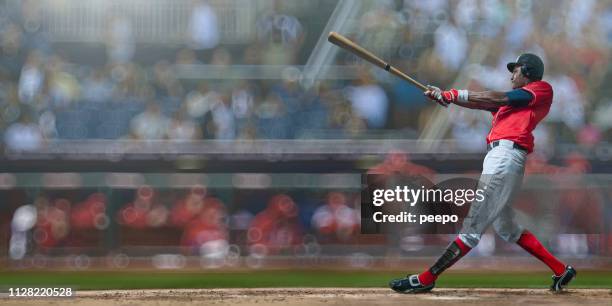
[
  {"x1": 0, "y1": 0, "x2": 609, "y2": 155},
  {"x1": 8, "y1": 187, "x2": 362, "y2": 261},
  {"x1": 6, "y1": 150, "x2": 610, "y2": 263},
  {"x1": 2, "y1": 0, "x2": 610, "y2": 269}
]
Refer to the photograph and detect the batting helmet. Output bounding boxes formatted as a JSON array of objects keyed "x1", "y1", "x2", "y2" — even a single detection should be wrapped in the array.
[{"x1": 507, "y1": 53, "x2": 544, "y2": 81}]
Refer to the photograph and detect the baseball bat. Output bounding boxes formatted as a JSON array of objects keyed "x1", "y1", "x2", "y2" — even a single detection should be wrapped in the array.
[{"x1": 327, "y1": 32, "x2": 428, "y2": 91}]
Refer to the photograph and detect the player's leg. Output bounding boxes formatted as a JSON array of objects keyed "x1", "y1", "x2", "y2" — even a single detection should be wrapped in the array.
[
  {"x1": 494, "y1": 208, "x2": 566, "y2": 277},
  {"x1": 490, "y1": 169, "x2": 525, "y2": 244},
  {"x1": 490, "y1": 168, "x2": 575, "y2": 290},
  {"x1": 425, "y1": 147, "x2": 526, "y2": 280},
  {"x1": 390, "y1": 145, "x2": 524, "y2": 293},
  {"x1": 515, "y1": 229, "x2": 576, "y2": 291},
  {"x1": 492, "y1": 205, "x2": 524, "y2": 243}
]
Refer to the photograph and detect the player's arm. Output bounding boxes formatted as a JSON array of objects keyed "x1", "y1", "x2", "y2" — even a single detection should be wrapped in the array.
[
  {"x1": 425, "y1": 86, "x2": 532, "y2": 111},
  {"x1": 458, "y1": 89, "x2": 532, "y2": 110},
  {"x1": 451, "y1": 91, "x2": 504, "y2": 111}
]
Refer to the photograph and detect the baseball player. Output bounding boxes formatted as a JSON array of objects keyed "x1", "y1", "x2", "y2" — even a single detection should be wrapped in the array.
[{"x1": 389, "y1": 53, "x2": 576, "y2": 293}]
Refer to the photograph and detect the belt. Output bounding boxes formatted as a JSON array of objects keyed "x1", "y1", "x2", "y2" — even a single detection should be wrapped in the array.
[{"x1": 487, "y1": 140, "x2": 527, "y2": 152}]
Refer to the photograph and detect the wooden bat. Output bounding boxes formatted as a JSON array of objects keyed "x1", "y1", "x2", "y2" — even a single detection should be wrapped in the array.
[{"x1": 327, "y1": 31, "x2": 428, "y2": 91}]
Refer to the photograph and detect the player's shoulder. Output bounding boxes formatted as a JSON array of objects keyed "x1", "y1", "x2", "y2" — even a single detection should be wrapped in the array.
[
  {"x1": 523, "y1": 80, "x2": 552, "y2": 92},
  {"x1": 521, "y1": 80, "x2": 553, "y2": 101}
]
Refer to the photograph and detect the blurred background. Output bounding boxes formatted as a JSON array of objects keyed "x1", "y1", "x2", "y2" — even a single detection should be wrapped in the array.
[{"x1": 0, "y1": 0, "x2": 610, "y2": 272}]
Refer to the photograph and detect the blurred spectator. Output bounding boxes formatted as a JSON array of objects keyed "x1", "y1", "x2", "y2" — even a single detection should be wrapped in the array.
[
  {"x1": 180, "y1": 197, "x2": 228, "y2": 257},
  {"x1": 547, "y1": 74, "x2": 585, "y2": 131},
  {"x1": 34, "y1": 198, "x2": 71, "y2": 249},
  {"x1": 117, "y1": 186, "x2": 168, "y2": 229},
  {"x1": 255, "y1": 92, "x2": 287, "y2": 138},
  {"x1": 247, "y1": 194, "x2": 303, "y2": 256},
  {"x1": 450, "y1": 112, "x2": 489, "y2": 153},
  {"x1": 185, "y1": 82, "x2": 219, "y2": 121},
  {"x1": 82, "y1": 69, "x2": 114, "y2": 103},
  {"x1": 170, "y1": 186, "x2": 207, "y2": 227},
  {"x1": 359, "y1": 1, "x2": 401, "y2": 59},
  {"x1": 524, "y1": 153, "x2": 564, "y2": 176},
  {"x1": 129, "y1": 102, "x2": 170, "y2": 140},
  {"x1": 242, "y1": 44, "x2": 261, "y2": 65},
  {"x1": 188, "y1": 0, "x2": 220, "y2": 50},
  {"x1": 37, "y1": 110, "x2": 57, "y2": 139},
  {"x1": 0, "y1": 23, "x2": 25, "y2": 76},
  {"x1": 210, "y1": 48, "x2": 233, "y2": 66},
  {"x1": 70, "y1": 193, "x2": 108, "y2": 230},
  {"x1": 556, "y1": 153, "x2": 602, "y2": 255},
  {"x1": 504, "y1": 3, "x2": 534, "y2": 50},
  {"x1": 20, "y1": 0, "x2": 49, "y2": 52},
  {"x1": 324, "y1": 88, "x2": 366, "y2": 137},
  {"x1": 311, "y1": 192, "x2": 359, "y2": 243},
  {"x1": 18, "y1": 51, "x2": 44, "y2": 106},
  {"x1": 390, "y1": 62, "x2": 429, "y2": 131},
  {"x1": 168, "y1": 107, "x2": 202, "y2": 141},
  {"x1": 454, "y1": 0, "x2": 479, "y2": 30},
  {"x1": 231, "y1": 81, "x2": 256, "y2": 120},
  {"x1": 152, "y1": 60, "x2": 183, "y2": 99},
  {"x1": 478, "y1": 0, "x2": 507, "y2": 38},
  {"x1": 109, "y1": 63, "x2": 142, "y2": 100},
  {"x1": 272, "y1": 67, "x2": 302, "y2": 115},
  {"x1": 593, "y1": 99, "x2": 612, "y2": 138},
  {"x1": 368, "y1": 150, "x2": 436, "y2": 178},
  {"x1": 46, "y1": 55, "x2": 80, "y2": 108},
  {"x1": 256, "y1": 6, "x2": 303, "y2": 46},
  {"x1": 4, "y1": 112, "x2": 44, "y2": 152},
  {"x1": 231, "y1": 81, "x2": 256, "y2": 137},
  {"x1": 576, "y1": 124, "x2": 602, "y2": 149},
  {"x1": 257, "y1": 5, "x2": 304, "y2": 65},
  {"x1": 211, "y1": 93, "x2": 236, "y2": 139},
  {"x1": 407, "y1": 0, "x2": 448, "y2": 15},
  {"x1": 9, "y1": 204, "x2": 37, "y2": 260},
  {"x1": 600, "y1": 5, "x2": 612, "y2": 47},
  {"x1": 105, "y1": 15, "x2": 135, "y2": 64},
  {"x1": 565, "y1": 0, "x2": 597, "y2": 47},
  {"x1": 434, "y1": 18, "x2": 468, "y2": 71},
  {"x1": 175, "y1": 48, "x2": 201, "y2": 66},
  {"x1": 344, "y1": 70, "x2": 388, "y2": 129},
  {"x1": 532, "y1": 124, "x2": 554, "y2": 158}
]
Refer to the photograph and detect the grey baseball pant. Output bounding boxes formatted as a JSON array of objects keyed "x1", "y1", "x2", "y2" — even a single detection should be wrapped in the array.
[{"x1": 459, "y1": 139, "x2": 527, "y2": 248}]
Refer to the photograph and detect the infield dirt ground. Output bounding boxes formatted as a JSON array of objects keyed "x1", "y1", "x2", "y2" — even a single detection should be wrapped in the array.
[{"x1": 1, "y1": 288, "x2": 611, "y2": 306}]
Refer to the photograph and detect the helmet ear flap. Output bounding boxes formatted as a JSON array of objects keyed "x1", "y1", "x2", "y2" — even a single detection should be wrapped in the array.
[{"x1": 520, "y1": 65, "x2": 531, "y2": 79}]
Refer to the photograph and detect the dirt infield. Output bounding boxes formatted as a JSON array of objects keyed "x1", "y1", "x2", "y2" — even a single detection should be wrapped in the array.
[{"x1": 1, "y1": 288, "x2": 610, "y2": 306}]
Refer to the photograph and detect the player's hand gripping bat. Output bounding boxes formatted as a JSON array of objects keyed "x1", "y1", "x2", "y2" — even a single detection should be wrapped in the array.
[{"x1": 327, "y1": 32, "x2": 448, "y2": 107}]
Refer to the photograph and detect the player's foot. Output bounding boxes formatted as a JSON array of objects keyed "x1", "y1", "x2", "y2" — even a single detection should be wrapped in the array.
[
  {"x1": 389, "y1": 274, "x2": 435, "y2": 294},
  {"x1": 550, "y1": 265, "x2": 576, "y2": 292}
]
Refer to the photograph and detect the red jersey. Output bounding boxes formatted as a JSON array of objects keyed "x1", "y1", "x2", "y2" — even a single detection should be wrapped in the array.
[{"x1": 486, "y1": 81, "x2": 553, "y2": 153}]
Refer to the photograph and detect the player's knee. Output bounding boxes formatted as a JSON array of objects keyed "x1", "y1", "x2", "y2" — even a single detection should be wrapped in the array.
[
  {"x1": 458, "y1": 233, "x2": 480, "y2": 248},
  {"x1": 493, "y1": 224, "x2": 523, "y2": 243}
]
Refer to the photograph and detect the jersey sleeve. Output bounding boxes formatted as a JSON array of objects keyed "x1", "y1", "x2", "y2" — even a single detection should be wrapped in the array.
[
  {"x1": 521, "y1": 81, "x2": 553, "y2": 107},
  {"x1": 505, "y1": 89, "x2": 533, "y2": 107}
]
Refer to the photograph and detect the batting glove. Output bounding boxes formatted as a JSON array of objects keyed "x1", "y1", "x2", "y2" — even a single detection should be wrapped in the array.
[{"x1": 425, "y1": 85, "x2": 449, "y2": 107}]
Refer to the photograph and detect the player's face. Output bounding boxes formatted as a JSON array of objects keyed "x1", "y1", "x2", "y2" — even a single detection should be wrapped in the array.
[{"x1": 511, "y1": 66, "x2": 529, "y2": 89}]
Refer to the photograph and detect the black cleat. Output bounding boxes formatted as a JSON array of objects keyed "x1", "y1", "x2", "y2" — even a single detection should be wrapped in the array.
[
  {"x1": 389, "y1": 274, "x2": 435, "y2": 294},
  {"x1": 551, "y1": 265, "x2": 577, "y2": 292}
]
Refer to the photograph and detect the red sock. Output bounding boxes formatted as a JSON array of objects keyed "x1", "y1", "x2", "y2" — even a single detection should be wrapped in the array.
[
  {"x1": 418, "y1": 269, "x2": 437, "y2": 286},
  {"x1": 517, "y1": 231, "x2": 565, "y2": 276},
  {"x1": 418, "y1": 237, "x2": 471, "y2": 285}
]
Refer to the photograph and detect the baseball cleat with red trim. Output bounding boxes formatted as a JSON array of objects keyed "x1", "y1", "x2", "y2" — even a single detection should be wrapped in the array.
[{"x1": 389, "y1": 274, "x2": 435, "y2": 294}]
